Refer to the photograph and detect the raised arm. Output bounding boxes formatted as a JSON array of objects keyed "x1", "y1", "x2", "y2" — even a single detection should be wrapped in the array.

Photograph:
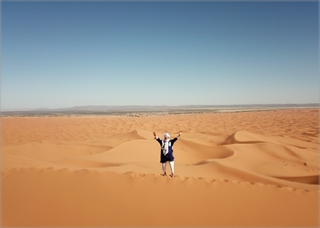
[{"x1": 153, "y1": 132, "x2": 162, "y2": 145}]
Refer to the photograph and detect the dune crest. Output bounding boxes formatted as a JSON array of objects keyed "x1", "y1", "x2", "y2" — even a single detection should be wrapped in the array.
[
  {"x1": 222, "y1": 130, "x2": 271, "y2": 145},
  {"x1": 2, "y1": 167, "x2": 318, "y2": 227}
]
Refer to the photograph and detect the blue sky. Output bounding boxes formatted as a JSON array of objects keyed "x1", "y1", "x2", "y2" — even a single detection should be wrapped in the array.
[{"x1": 1, "y1": 1, "x2": 319, "y2": 110}]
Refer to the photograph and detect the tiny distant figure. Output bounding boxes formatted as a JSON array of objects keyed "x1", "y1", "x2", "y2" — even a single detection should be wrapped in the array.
[{"x1": 153, "y1": 131, "x2": 181, "y2": 177}]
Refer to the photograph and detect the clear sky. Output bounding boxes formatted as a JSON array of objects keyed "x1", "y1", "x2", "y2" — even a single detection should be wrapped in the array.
[{"x1": 1, "y1": 1, "x2": 319, "y2": 110}]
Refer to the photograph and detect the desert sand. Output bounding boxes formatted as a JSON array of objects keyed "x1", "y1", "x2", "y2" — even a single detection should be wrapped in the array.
[{"x1": 1, "y1": 109, "x2": 319, "y2": 226}]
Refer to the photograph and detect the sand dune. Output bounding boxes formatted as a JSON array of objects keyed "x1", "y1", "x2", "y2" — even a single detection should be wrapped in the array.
[
  {"x1": 2, "y1": 168, "x2": 318, "y2": 227},
  {"x1": 1, "y1": 109, "x2": 319, "y2": 226}
]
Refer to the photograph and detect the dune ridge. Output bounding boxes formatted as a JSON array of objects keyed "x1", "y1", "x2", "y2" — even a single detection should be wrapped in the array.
[
  {"x1": 1, "y1": 109, "x2": 319, "y2": 226},
  {"x1": 2, "y1": 167, "x2": 318, "y2": 227}
]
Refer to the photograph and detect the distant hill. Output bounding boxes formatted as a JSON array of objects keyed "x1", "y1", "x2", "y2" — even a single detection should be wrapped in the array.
[{"x1": 1, "y1": 103, "x2": 318, "y2": 117}]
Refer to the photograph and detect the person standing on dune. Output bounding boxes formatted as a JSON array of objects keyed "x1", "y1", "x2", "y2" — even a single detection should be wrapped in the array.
[{"x1": 153, "y1": 131, "x2": 181, "y2": 177}]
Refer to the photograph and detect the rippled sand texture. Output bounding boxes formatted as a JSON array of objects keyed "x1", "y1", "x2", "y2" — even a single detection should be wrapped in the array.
[{"x1": 2, "y1": 109, "x2": 319, "y2": 226}]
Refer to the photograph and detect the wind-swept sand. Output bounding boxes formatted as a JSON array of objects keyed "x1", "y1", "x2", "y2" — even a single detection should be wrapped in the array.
[{"x1": 2, "y1": 109, "x2": 319, "y2": 226}]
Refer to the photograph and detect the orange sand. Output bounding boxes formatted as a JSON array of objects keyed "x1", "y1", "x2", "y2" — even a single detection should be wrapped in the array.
[{"x1": 1, "y1": 109, "x2": 319, "y2": 226}]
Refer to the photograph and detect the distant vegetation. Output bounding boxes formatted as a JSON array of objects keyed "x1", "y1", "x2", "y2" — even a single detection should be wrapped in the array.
[{"x1": 1, "y1": 104, "x2": 318, "y2": 117}]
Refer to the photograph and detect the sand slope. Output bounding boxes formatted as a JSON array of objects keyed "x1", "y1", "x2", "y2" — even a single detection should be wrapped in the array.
[{"x1": 1, "y1": 109, "x2": 319, "y2": 226}]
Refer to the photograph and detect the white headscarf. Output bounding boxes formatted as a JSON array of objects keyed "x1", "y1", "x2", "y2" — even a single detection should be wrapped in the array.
[{"x1": 162, "y1": 133, "x2": 170, "y2": 155}]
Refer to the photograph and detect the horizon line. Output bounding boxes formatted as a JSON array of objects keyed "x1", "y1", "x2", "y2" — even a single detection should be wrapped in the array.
[{"x1": 2, "y1": 102, "x2": 319, "y2": 112}]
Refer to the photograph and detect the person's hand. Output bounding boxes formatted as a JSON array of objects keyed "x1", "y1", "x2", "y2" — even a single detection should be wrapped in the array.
[
  {"x1": 178, "y1": 131, "x2": 182, "y2": 137},
  {"x1": 153, "y1": 132, "x2": 157, "y2": 138}
]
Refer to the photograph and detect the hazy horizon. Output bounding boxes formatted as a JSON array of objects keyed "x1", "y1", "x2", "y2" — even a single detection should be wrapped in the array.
[
  {"x1": 2, "y1": 2, "x2": 319, "y2": 110},
  {"x1": 2, "y1": 102, "x2": 318, "y2": 112}
]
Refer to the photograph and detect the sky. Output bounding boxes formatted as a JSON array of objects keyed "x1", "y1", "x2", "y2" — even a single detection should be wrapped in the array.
[{"x1": 1, "y1": 1, "x2": 319, "y2": 110}]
